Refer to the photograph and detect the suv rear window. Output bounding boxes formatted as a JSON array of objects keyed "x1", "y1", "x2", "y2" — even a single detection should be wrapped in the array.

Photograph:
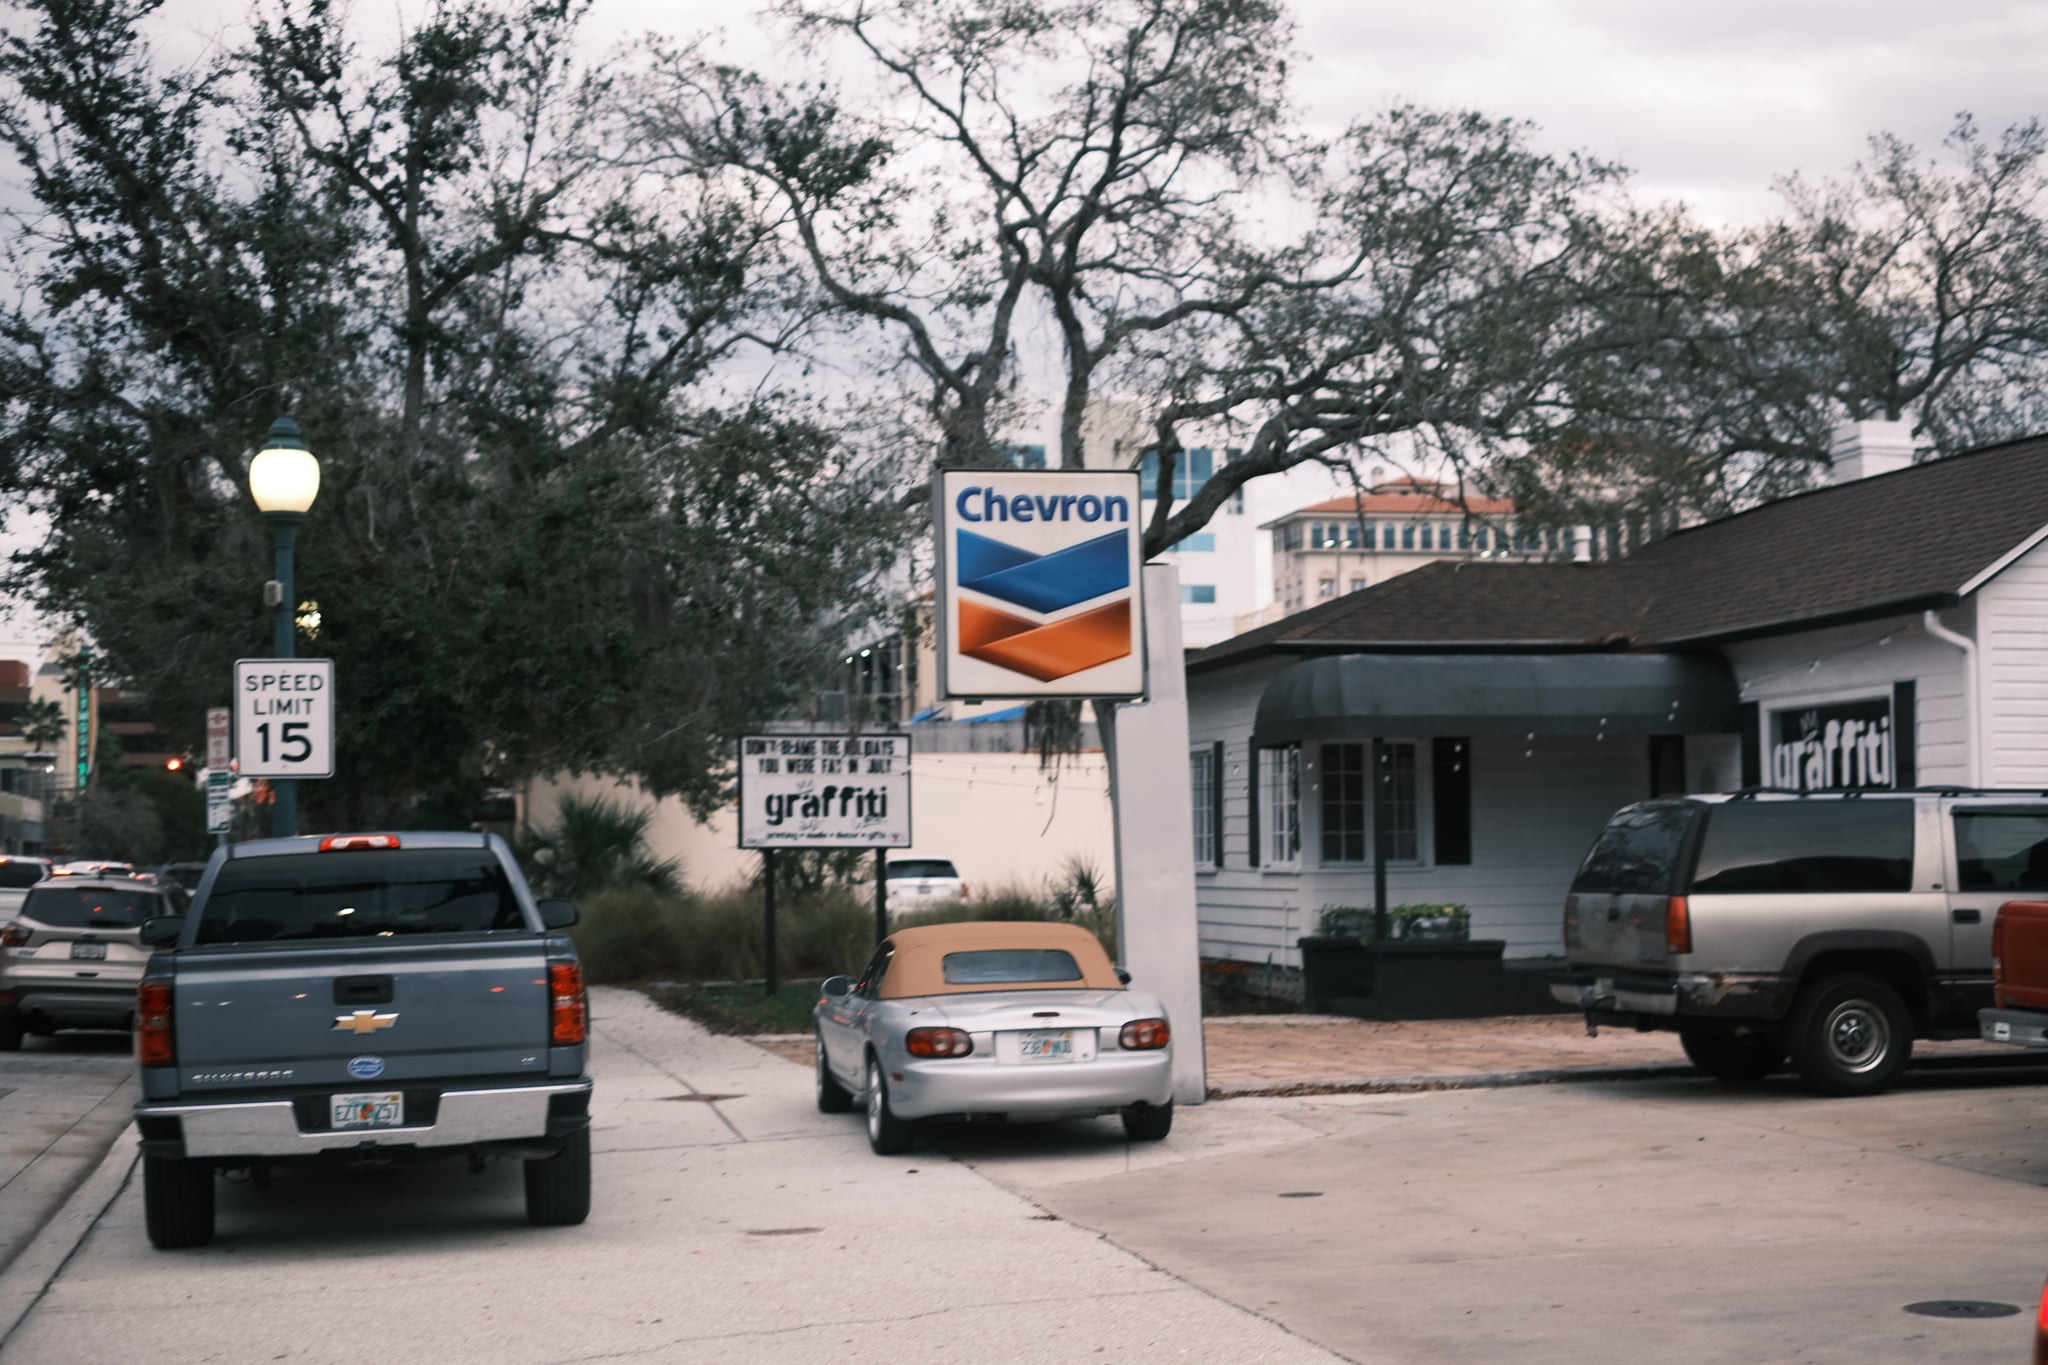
[
  {"x1": 0, "y1": 860, "x2": 46, "y2": 889},
  {"x1": 20, "y1": 885, "x2": 161, "y2": 928},
  {"x1": 193, "y1": 849, "x2": 528, "y2": 945},
  {"x1": 1572, "y1": 802, "x2": 1700, "y2": 895},
  {"x1": 887, "y1": 860, "x2": 959, "y2": 880},
  {"x1": 1692, "y1": 801, "x2": 1913, "y2": 893}
]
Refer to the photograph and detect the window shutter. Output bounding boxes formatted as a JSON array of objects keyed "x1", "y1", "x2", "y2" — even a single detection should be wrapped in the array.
[
  {"x1": 1432, "y1": 737, "x2": 1471, "y2": 866},
  {"x1": 1211, "y1": 741, "x2": 1225, "y2": 868},
  {"x1": 1739, "y1": 702, "x2": 1761, "y2": 788},
  {"x1": 1892, "y1": 681, "x2": 1916, "y2": 787},
  {"x1": 1247, "y1": 746, "x2": 1261, "y2": 868}
]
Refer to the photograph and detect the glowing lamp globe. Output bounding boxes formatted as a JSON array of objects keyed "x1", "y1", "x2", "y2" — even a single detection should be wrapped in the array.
[{"x1": 249, "y1": 418, "x2": 320, "y2": 515}]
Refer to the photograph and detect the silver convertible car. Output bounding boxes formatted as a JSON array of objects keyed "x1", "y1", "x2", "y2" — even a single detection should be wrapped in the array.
[{"x1": 814, "y1": 920, "x2": 1174, "y2": 1154}]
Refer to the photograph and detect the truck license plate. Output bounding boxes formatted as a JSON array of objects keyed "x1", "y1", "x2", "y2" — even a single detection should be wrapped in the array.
[
  {"x1": 331, "y1": 1092, "x2": 404, "y2": 1129},
  {"x1": 1018, "y1": 1030, "x2": 1074, "y2": 1062}
]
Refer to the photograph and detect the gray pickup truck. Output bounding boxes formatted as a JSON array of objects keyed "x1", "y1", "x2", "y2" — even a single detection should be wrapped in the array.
[{"x1": 133, "y1": 832, "x2": 592, "y2": 1248}]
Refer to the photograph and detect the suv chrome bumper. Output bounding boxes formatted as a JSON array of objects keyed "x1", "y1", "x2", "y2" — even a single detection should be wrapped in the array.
[
  {"x1": 1550, "y1": 972, "x2": 1677, "y2": 1016},
  {"x1": 135, "y1": 1080, "x2": 592, "y2": 1158}
]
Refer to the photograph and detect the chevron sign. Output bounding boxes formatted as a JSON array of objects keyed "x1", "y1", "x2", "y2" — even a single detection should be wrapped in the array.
[{"x1": 936, "y1": 470, "x2": 1146, "y2": 699}]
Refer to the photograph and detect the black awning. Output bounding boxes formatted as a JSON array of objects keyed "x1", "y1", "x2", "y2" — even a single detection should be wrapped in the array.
[{"x1": 1249, "y1": 652, "x2": 1743, "y2": 747}]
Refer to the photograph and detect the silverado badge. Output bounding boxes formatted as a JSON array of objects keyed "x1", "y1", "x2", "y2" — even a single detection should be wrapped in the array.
[{"x1": 333, "y1": 1009, "x2": 398, "y2": 1034}]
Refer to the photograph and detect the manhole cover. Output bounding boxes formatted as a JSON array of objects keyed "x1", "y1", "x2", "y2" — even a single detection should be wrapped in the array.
[
  {"x1": 1278, "y1": 1191, "x2": 1323, "y2": 1199},
  {"x1": 1902, "y1": 1300, "x2": 2020, "y2": 1319}
]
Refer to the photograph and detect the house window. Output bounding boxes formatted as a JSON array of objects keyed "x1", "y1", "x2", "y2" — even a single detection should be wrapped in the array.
[
  {"x1": 1320, "y1": 742, "x2": 1419, "y2": 863},
  {"x1": 1170, "y1": 533, "x2": 1215, "y2": 552},
  {"x1": 1420, "y1": 524, "x2": 1434, "y2": 550},
  {"x1": 1474, "y1": 526, "x2": 1490, "y2": 551},
  {"x1": 1260, "y1": 745, "x2": 1300, "y2": 864},
  {"x1": 1402, "y1": 524, "x2": 1416, "y2": 549},
  {"x1": 1002, "y1": 443, "x2": 1047, "y2": 469},
  {"x1": 1181, "y1": 584, "x2": 1217, "y2": 604},
  {"x1": 1317, "y1": 578, "x2": 1335, "y2": 599},
  {"x1": 1139, "y1": 447, "x2": 1213, "y2": 501},
  {"x1": 1280, "y1": 523, "x2": 1302, "y2": 552},
  {"x1": 1343, "y1": 522, "x2": 1362, "y2": 549},
  {"x1": 1190, "y1": 748, "x2": 1217, "y2": 867}
]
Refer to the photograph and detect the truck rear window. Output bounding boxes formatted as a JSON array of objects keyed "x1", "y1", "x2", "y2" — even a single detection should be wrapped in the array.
[
  {"x1": 193, "y1": 849, "x2": 528, "y2": 945},
  {"x1": 1691, "y1": 801, "x2": 1912, "y2": 893},
  {"x1": 1572, "y1": 802, "x2": 1699, "y2": 895}
]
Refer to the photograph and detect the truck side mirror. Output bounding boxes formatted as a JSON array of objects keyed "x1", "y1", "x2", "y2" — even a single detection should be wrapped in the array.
[
  {"x1": 537, "y1": 898, "x2": 579, "y2": 930},
  {"x1": 140, "y1": 916, "x2": 184, "y2": 947}
]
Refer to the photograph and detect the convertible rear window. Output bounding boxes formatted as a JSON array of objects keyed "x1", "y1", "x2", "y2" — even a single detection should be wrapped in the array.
[
  {"x1": 193, "y1": 849, "x2": 527, "y2": 945},
  {"x1": 20, "y1": 886, "x2": 160, "y2": 928},
  {"x1": 940, "y1": 949, "x2": 1083, "y2": 985}
]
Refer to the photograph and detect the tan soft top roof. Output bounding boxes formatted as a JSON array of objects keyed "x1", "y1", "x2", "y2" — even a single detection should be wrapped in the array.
[{"x1": 878, "y1": 920, "x2": 1121, "y2": 998}]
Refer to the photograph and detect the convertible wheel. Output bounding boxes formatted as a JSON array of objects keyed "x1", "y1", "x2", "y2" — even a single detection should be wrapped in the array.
[
  {"x1": 1120, "y1": 1100, "x2": 1173, "y2": 1142},
  {"x1": 865, "y1": 1057, "x2": 914, "y2": 1155},
  {"x1": 816, "y1": 1034, "x2": 854, "y2": 1113}
]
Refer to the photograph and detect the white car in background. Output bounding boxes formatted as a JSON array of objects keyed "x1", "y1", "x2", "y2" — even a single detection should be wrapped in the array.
[
  {"x1": 884, "y1": 858, "x2": 968, "y2": 916},
  {"x1": 0, "y1": 856, "x2": 50, "y2": 918}
]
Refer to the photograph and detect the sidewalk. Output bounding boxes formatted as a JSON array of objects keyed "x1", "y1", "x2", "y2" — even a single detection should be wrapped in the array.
[{"x1": 745, "y1": 1010, "x2": 2018, "y2": 1095}]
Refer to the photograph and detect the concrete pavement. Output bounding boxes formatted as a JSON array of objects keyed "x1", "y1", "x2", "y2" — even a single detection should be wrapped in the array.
[
  {"x1": 0, "y1": 1036, "x2": 132, "y2": 1281},
  {"x1": 0, "y1": 988, "x2": 1354, "y2": 1364}
]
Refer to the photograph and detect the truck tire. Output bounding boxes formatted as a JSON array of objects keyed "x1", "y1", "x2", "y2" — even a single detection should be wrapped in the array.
[
  {"x1": 524, "y1": 1125, "x2": 591, "y2": 1226},
  {"x1": 865, "y1": 1056, "x2": 914, "y2": 1156},
  {"x1": 1787, "y1": 973, "x2": 1913, "y2": 1097},
  {"x1": 143, "y1": 1155, "x2": 215, "y2": 1249},
  {"x1": 816, "y1": 1033, "x2": 853, "y2": 1113},
  {"x1": 1680, "y1": 1031, "x2": 1784, "y2": 1083}
]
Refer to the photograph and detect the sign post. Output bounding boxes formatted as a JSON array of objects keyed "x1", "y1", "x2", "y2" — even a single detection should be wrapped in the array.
[
  {"x1": 738, "y1": 733, "x2": 912, "y2": 995},
  {"x1": 205, "y1": 771, "x2": 232, "y2": 838}
]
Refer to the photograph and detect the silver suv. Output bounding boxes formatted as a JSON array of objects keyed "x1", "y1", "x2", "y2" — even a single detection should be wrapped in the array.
[
  {"x1": 0, "y1": 875, "x2": 181, "y2": 1049},
  {"x1": 1551, "y1": 790, "x2": 2048, "y2": 1096}
]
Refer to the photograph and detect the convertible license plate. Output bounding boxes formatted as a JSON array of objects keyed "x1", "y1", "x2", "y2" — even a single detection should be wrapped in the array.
[
  {"x1": 331, "y1": 1092, "x2": 404, "y2": 1129},
  {"x1": 1018, "y1": 1030, "x2": 1075, "y2": 1062},
  {"x1": 69, "y1": 942, "x2": 106, "y2": 960}
]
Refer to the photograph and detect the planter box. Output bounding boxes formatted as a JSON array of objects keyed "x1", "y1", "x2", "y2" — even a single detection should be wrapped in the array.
[{"x1": 1298, "y1": 937, "x2": 1507, "y2": 1020}]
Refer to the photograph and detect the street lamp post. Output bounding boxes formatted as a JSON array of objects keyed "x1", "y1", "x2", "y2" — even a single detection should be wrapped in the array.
[{"x1": 248, "y1": 417, "x2": 320, "y2": 839}]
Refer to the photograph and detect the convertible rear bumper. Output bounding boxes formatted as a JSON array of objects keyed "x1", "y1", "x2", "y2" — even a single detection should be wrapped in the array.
[{"x1": 884, "y1": 1048, "x2": 1172, "y2": 1121}]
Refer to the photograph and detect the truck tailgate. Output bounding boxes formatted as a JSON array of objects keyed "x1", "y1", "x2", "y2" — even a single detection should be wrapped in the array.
[
  {"x1": 171, "y1": 937, "x2": 553, "y2": 1093},
  {"x1": 1565, "y1": 891, "x2": 1673, "y2": 971},
  {"x1": 1995, "y1": 899, "x2": 2048, "y2": 1010}
]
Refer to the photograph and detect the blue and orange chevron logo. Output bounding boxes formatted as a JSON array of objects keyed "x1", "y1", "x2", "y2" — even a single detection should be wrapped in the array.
[{"x1": 955, "y1": 529, "x2": 1133, "y2": 682}]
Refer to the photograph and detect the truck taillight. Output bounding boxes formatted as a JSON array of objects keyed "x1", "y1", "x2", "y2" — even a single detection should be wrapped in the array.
[
  {"x1": 1993, "y1": 913, "x2": 2006, "y2": 984},
  {"x1": 1665, "y1": 896, "x2": 1692, "y2": 955},
  {"x1": 319, "y1": 834, "x2": 401, "y2": 851},
  {"x1": 550, "y1": 963, "x2": 587, "y2": 1046},
  {"x1": 137, "y1": 981, "x2": 174, "y2": 1067},
  {"x1": 1562, "y1": 896, "x2": 1579, "y2": 939},
  {"x1": 0, "y1": 921, "x2": 27, "y2": 948}
]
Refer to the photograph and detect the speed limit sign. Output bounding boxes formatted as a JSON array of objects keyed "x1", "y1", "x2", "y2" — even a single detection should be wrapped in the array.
[{"x1": 233, "y1": 658, "x2": 335, "y2": 778}]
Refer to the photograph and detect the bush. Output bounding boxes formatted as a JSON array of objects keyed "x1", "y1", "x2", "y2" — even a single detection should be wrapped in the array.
[{"x1": 569, "y1": 886, "x2": 693, "y2": 984}]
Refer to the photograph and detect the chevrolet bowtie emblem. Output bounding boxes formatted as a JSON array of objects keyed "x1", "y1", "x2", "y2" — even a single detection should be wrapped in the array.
[{"x1": 333, "y1": 1009, "x2": 398, "y2": 1034}]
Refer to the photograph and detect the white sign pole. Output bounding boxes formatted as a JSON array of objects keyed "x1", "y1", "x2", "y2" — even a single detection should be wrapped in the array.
[{"x1": 1110, "y1": 564, "x2": 1206, "y2": 1105}]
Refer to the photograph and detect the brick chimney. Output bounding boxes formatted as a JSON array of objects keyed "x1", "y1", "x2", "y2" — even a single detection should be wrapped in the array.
[{"x1": 1830, "y1": 419, "x2": 1914, "y2": 484}]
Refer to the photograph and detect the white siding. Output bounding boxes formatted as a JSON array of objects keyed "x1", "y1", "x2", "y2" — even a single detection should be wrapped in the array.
[
  {"x1": 1722, "y1": 613, "x2": 1971, "y2": 787},
  {"x1": 1977, "y1": 541, "x2": 2048, "y2": 786},
  {"x1": 1188, "y1": 659, "x2": 1654, "y2": 963}
]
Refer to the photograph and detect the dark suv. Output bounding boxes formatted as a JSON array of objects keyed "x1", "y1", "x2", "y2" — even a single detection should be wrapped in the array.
[{"x1": 1552, "y1": 790, "x2": 2048, "y2": 1096}]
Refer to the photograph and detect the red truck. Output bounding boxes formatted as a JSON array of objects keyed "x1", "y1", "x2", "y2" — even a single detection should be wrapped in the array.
[{"x1": 1980, "y1": 900, "x2": 2048, "y2": 1048}]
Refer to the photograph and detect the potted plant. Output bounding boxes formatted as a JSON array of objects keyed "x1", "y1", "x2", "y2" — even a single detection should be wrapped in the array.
[
  {"x1": 1389, "y1": 903, "x2": 1470, "y2": 942},
  {"x1": 1299, "y1": 902, "x2": 1504, "y2": 1019},
  {"x1": 1297, "y1": 906, "x2": 1377, "y2": 1014}
]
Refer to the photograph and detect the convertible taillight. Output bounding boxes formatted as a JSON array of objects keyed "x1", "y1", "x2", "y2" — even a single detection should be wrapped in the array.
[
  {"x1": 0, "y1": 922, "x2": 27, "y2": 948},
  {"x1": 137, "y1": 981, "x2": 175, "y2": 1067},
  {"x1": 1120, "y1": 1018, "x2": 1170, "y2": 1050},
  {"x1": 905, "y1": 1027, "x2": 972, "y2": 1058}
]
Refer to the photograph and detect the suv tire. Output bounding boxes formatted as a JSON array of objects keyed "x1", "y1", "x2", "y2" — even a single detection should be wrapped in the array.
[
  {"x1": 816, "y1": 1033, "x2": 854, "y2": 1113},
  {"x1": 143, "y1": 1154, "x2": 215, "y2": 1249},
  {"x1": 0, "y1": 1016, "x2": 21, "y2": 1052},
  {"x1": 1680, "y1": 1030, "x2": 1784, "y2": 1083},
  {"x1": 524, "y1": 1125, "x2": 592, "y2": 1226},
  {"x1": 1788, "y1": 973, "x2": 1913, "y2": 1097}
]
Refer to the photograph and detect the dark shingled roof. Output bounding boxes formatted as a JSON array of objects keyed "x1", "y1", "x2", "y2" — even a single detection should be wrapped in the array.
[{"x1": 1193, "y1": 433, "x2": 2048, "y2": 672}]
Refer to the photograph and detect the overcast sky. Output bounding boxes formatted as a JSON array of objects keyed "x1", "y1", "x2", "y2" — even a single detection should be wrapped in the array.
[{"x1": 6, "y1": 0, "x2": 2039, "y2": 658}]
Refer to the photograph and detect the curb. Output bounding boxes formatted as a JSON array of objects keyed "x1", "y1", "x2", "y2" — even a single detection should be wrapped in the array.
[
  {"x1": 0, "y1": 1122, "x2": 136, "y2": 1351},
  {"x1": 1208, "y1": 1063, "x2": 1698, "y2": 1099}
]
